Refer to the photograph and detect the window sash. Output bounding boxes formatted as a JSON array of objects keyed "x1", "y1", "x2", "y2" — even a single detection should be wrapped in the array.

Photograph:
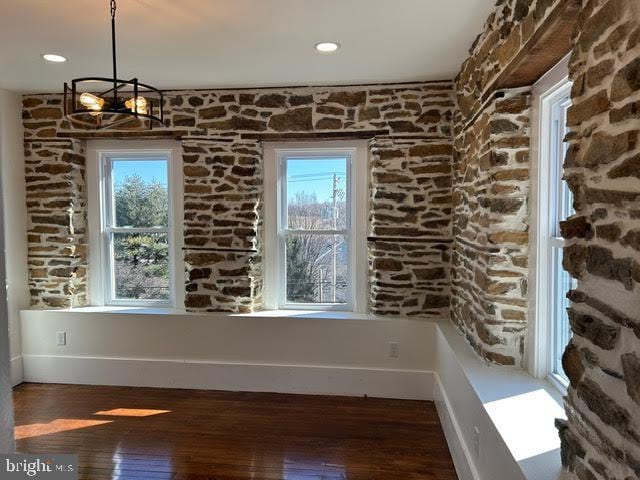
[
  {"x1": 279, "y1": 231, "x2": 351, "y2": 306},
  {"x1": 101, "y1": 153, "x2": 174, "y2": 307},
  {"x1": 546, "y1": 91, "x2": 572, "y2": 388},
  {"x1": 279, "y1": 154, "x2": 352, "y2": 233},
  {"x1": 277, "y1": 151, "x2": 353, "y2": 310}
]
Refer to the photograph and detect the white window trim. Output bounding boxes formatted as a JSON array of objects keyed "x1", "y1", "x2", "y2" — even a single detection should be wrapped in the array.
[
  {"x1": 528, "y1": 53, "x2": 572, "y2": 391},
  {"x1": 86, "y1": 140, "x2": 184, "y2": 309},
  {"x1": 263, "y1": 141, "x2": 368, "y2": 313}
]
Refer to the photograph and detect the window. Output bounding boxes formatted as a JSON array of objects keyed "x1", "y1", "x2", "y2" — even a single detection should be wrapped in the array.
[
  {"x1": 531, "y1": 56, "x2": 574, "y2": 390},
  {"x1": 547, "y1": 92, "x2": 574, "y2": 383},
  {"x1": 264, "y1": 142, "x2": 367, "y2": 312},
  {"x1": 87, "y1": 141, "x2": 182, "y2": 307}
]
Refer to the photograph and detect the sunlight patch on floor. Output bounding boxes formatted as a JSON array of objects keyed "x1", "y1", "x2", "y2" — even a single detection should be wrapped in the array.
[
  {"x1": 15, "y1": 419, "x2": 113, "y2": 440},
  {"x1": 94, "y1": 408, "x2": 171, "y2": 417}
]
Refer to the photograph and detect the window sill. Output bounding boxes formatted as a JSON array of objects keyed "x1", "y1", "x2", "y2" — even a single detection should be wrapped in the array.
[
  {"x1": 546, "y1": 373, "x2": 569, "y2": 396},
  {"x1": 20, "y1": 306, "x2": 431, "y2": 323},
  {"x1": 27, "y1": 305, "x2": 185, "y2": 315}
]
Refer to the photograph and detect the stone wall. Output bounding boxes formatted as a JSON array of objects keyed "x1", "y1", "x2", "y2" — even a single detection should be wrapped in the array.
[
  {"x1": 22, "y1": 82, "x2": 455, "y2": 316},
  {"x1": 182, "y1": 139, "x2": 263, "y2": 313},
  {"x1": 368, "y1": 136, "x2": 453, "y2": 317},
  {"x1": 557, "y1": 1, "x2": 640, "y2": 479},
  {"x1": 24, "y1": 138, "x2": 88, "y2": 308},
  {"x1": 451, "y1": 90, "x2": 531, "y2": 366}
]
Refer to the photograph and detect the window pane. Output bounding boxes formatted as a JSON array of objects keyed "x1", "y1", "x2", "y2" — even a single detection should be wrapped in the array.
[
  {"x1": 553, "y1": 247, "x2": 574, "y2": 379},
  {"x1": 285, "y1": 234, "x2": 348, "y2": 305},
  {"x1": 113, "y1": 232, "x2": 169, "y2": 301},
  {"x1": 559, "y1": 99, "x2": 573, "y2": 224},
  {"x1": 286, "y1": 157, "x2": 347, "y2": 230},
  {"x1": 112, "y1": 159, "x2": 169, "y2": 227}
]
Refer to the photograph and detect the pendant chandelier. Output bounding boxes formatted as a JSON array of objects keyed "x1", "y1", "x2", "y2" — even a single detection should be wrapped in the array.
[{"x1": 63, "y1": 0, "x2": 164, "y2": 130}]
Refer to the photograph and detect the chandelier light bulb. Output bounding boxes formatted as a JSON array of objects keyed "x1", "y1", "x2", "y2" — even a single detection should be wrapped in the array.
[
  {"x1": 125, "y1": 96, "x2": 148, "y2": 115},
  {"x1": 79, "y1": 92, "x2": 105, "y2": 111}
]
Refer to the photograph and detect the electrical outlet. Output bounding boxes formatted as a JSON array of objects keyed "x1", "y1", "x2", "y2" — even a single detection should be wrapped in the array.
[
  {"x1": 473, "y1": 426, "x2": 480, "y2": 458},
  {"x1": 56, "y1": 331, "x2": 66, "y2": 346},
  {"x1": 388, "y1": 342, "x2": 399, "y2": 358}
]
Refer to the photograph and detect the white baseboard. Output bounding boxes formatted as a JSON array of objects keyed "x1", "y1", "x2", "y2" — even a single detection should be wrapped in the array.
[
  {"x1": 434, "y1": 373, "x2": 480, "y2": 480},
  {"x1": 21, "y1": 354, "x2": 434, "y2": 400},
  {"x1": 10, "y1": 356, "x2": 23, "y2": 386}
]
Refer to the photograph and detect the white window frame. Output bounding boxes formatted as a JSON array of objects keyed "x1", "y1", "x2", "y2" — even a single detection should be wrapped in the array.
[
  {"x1": 87, "y1": 140, "x2": 184, "y2": 308},
  {"x1": 529, "y1": 54, "x2": 573, "y2": 392},
  {"x1": 263, "y1": 141, "x2": 368, "y2": 312}
]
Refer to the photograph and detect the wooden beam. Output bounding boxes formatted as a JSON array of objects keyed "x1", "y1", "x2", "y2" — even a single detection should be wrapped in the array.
[
  {"x1": 493, "y1": 0, "x2": 581, "y2": 91},
  {"x1": 241, "y1": 130, "x2": 389, "y2": 141},
  {"x1": 56, "y1": 130, "x2": 190, "y2": 139}
]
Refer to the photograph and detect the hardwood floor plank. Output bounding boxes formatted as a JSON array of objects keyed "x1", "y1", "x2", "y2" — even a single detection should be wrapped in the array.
[{"x1": 13, "y1": 383, "x2": 458, "y2": 480}]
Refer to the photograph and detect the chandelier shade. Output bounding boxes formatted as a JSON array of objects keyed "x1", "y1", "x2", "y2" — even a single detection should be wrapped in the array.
[{"x1": 63, "y1": 0, "x2": 164, "y2": 130}]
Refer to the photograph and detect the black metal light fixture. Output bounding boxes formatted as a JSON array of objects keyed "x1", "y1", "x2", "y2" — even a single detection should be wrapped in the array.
[{"x1": 64, "y1": 0, "x2": 163, "y2": 130}]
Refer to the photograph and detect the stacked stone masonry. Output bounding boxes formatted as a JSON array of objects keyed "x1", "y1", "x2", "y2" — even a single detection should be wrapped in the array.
[
  {"x1": 557, "y1": 1, "x2": 640, "y2": 479},
  {"x1": 368, "y1": 137, "x2": 453, "y2": 317},
  {"x1": 22, "y1": 82, "x2": 455, "y2": 316},
  {"x1": 182, "y1": 139, "x2": 263, "y2": 313},
  {"x1": 451, "y1": 90, "x2": 531, "y2": 366},
  {"x1": 24, "y1": 137, "x2": 88, "y2": 308}
]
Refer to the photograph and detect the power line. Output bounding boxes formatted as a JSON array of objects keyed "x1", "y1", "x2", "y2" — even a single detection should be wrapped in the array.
[{"x1": 288, "y1": 173, "x2": 346, "y2": 179}]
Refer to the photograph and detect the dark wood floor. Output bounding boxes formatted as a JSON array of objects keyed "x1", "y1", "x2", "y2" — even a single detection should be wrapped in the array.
[{"x1": 13, "y1": 383, "x2": 458, "y2": 480}]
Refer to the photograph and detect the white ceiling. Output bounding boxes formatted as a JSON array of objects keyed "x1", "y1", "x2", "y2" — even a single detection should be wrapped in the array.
[{"x1": 0, "y1": 0, "x2": 495, "y2": 93}]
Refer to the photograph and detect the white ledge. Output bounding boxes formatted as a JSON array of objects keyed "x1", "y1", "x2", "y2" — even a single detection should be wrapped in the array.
[
  {"x1": 436, "y1": 320, "x2": 569, "y2": 480},
  {"x1": 21, "y1": 306, "x2": 433, "y2": 323}
]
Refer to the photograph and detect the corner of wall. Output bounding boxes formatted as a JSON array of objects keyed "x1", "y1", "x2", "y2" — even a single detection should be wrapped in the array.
[{"x1": 0, "y1": 89, "x2": 29, "y2": 381}]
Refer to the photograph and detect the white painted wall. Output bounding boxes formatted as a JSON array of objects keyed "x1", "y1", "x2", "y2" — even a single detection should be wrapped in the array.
[
  {"x1": 20, "y1": 309, "x2": 436, "y2": 399},
  {"x1": 0, "y1": 89, "x2": 28, "y2": 386},
  {"x1": 0, "y1": 88, "x2": 17, "y2": 453}
]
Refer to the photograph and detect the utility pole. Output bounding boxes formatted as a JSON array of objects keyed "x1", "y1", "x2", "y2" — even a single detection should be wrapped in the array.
[{"x1": 332, "y1": 173, "x2": 338, "y2": 303}]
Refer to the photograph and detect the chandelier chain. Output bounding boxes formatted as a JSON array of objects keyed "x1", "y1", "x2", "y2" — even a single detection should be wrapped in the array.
[{"x1": 110, "y1": 0, "x2": 116, "y2": 19}]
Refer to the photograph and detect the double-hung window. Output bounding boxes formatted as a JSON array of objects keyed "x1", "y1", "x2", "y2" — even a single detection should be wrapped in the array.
[
  {"x1": 532, "y1": 56, "x2": 575, "y2": 390},
  {"x1": 264, "y1": 142, "x2": 367, "y2": 312},
  {"x1": 547, "y1": 93, "x2": 574, "y2": 383},
  {"x1": 102, "y1": 153, "x2": 172, "y2": 305},
  {"x1": 88, "y1": 142, "x2": 179, "y2": 307}
]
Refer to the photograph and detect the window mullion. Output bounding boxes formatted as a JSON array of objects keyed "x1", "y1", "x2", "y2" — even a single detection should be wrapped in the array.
[
  {"x1": 281, "y1": 229, "x2": 348, "y2": 236},
  {"x1": 107, "y1": 227, "x2": 169, "y2": 234},
  {"x1": 549, "y1": 236, "x2": 564, "y2": 248}
]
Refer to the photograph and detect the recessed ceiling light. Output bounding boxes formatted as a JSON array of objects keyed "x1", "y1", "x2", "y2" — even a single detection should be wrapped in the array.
[
  {"x1": 315, "y1": 42, "x2": 340, "y2": 54},
  {"x1": 42, "y1": 54, "x2": 67, "y2": 63}
]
